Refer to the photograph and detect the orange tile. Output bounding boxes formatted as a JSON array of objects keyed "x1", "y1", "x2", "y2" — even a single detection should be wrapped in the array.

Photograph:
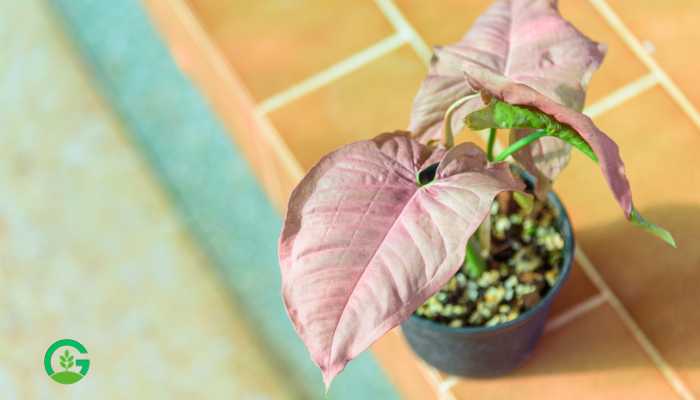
[
  {"x1": 452, "y1": 304, "x2": 677, "y2": 399},
  {"x1": 557, "y1": 0, "x2": 649, "y2": 104},
  {"x1": 148, "y1": 2, "x2": 697, "y2": 397},
  {"x1": 186, "y1": 0, "x2": 395, "y2": 101},
  {"x1": 268, "y1": 45, "x2": 426, "y2": 169},
  {"x1": 144, "y1": 0, "x2": 303, "y2": 213},
  {"x1": 555, "y1": 87, "x2": 699, "y2": 228},
  {"x1": 246, "y1": 128, "x2": 302, "y2": 212},
  {"x1": 605, "y1": 0, "x2": 700, "y2": 112},
  {"x1": 371, "y1": 330, "x2": 439, "y2": 400},
  {"x1": 371, "y1": 260, "x2": 598, "y2": 400},
  {"x1": 555, "y1": 87, "x2": 700, "y2": 394},
  {"x1": 393, "y1": 0, "x2": 648, "y2": 104},
  {"x1": 392, "y1": 0, "x2": 489, "y2": 48},
  {"x1": 548, "y1": 262, "x2": 598, "y2": 319}
]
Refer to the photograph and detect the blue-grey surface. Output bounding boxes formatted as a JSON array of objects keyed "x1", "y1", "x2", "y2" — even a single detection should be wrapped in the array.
[{"x1": 50, "y1": 1, "x2": 400, "y2": 399}]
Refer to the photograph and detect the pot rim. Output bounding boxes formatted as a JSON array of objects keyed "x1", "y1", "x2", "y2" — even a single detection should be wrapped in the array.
[{"x1": 406, "y1": 187, "x2": 575, "y2": 335}]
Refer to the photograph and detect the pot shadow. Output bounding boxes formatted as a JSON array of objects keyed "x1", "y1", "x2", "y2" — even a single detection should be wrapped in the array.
[{"x1": 482, "y1": 203, "x2": 700, "y2": 378}]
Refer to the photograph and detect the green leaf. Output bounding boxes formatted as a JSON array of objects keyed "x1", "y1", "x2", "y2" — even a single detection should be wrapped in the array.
[
  {"x1": 466, "y1": 100, "x2": 598, "y2": 162},
  {"x1": 467, "y1": 99, "x2": 548, "y2": 130},
  {"x1": 464, "y1": 239, "x2": 486, "y2": 279},
  {"x1": 467, "y1": 101, "x2": 676, "y2": 248},
  {"x1": 630, "y1": 208, "x2": 676, "y2": 248}
]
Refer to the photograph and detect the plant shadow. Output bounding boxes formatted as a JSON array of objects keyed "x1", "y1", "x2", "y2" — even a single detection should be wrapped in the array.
[{"x1": 472, "y1": 203, "x2": 700, "y2": 378}]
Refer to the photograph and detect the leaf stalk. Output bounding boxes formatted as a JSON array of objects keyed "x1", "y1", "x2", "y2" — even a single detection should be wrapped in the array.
[
  {"x1": 486, "y1": 128, "x2": 497, "y2": 161},
  {"x1": 493, "y1": 129, "x2": 548, "y2": 162},
  {"x1": 442, "y1": 94, "x2": 480, "y2": 148}
]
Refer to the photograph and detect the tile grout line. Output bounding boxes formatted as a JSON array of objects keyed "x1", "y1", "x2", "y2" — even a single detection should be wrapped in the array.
[
  {"x1": 367, "y1": 3, "x2": 645, "y2": 398},
  {"x1": 435, "y1": 75, "x2": 668, "y2": 396},
  {"x1": 373, "y1": 0, "x2": 433, "y2": 65},
  {"x1": 587, "y1": 1, "x2": 698, "y2": 397},
  {"x1": 417, "y1": 363, "x2": 457, "y2": 400},
  {"x1": 235, "y1": 0, "x2": 684, "y2": 395},
  {"x1": 152, "y1": 1, "x2": 694, "y2": 398},
  {"x1": 589, "y1": 0, "x2": 700, "y2": 130},
  {"x1": 168, "y1": 0, "x2": 305, "y2": 182},
  {"x1": 371, "y1": 5, "x2": 453, "y2": 398},
  {"x1": 392, "y1": 326, "x2": 455, "y2": 400},
  {"x1": 403, "y1": 295, "x2": 607, "y2": 397},
  {"x1": 575, "y1": 245, "x2": 695, "y2": 400},
  {"x1": 471, "y1": 72, "x2": 660, "y2": 333},
  {"x1": 373, "y1": 0, "x2": 682, "y2": 390},
  {"x1": 583, "y1": 73, "x2": 658, "y2": 118},
  {"x1": 544, "y1": 293, "x2": 606, "y2": 333},
  {"x1": 438, "y1": 376, "x2": 459, "y2": 396},
  {"x1": 257, "y1": 33, "x2": 407, "y2": 115}
]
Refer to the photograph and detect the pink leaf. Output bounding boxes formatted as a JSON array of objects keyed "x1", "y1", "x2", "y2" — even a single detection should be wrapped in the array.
[
  {"x1": 279, "y1": 132, "x2": 523, "y2": 388},
  {"x1": 409, "y1": 0, "x2": 605, "y2": 179},
  {"x1": 465, "y1": 65, "x2": 632, "y2": 217}
]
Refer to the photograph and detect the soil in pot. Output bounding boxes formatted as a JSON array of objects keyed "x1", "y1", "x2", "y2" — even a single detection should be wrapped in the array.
[{"x1": 415, "y1": 191, "x2": 565, "y2": 328}]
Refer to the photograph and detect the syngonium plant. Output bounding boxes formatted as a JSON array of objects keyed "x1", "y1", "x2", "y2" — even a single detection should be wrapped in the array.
[{"x1": 278, "y1": 0, "x2": 675, "y2": 389}]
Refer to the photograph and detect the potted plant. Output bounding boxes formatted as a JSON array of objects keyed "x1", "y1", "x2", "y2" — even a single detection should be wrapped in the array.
[{"x1": 278, "y1": 0, "x2": 674, "y2": 389}]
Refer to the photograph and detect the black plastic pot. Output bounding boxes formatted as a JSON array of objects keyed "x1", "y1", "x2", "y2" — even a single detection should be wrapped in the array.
[{"x1": 401, "y1": 189, "x2": 574, "y2": 377}]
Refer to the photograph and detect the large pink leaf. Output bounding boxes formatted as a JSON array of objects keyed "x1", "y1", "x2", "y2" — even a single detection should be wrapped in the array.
[
  {"x1": 279, "y1": 133, "x2": 523, "y2": 387},
  {"x1": 409, "y1": 0, "x2": 605, "y2": 179},
  {"x1": 465, "y1": 65, "x2": 632, "y2": 217}
]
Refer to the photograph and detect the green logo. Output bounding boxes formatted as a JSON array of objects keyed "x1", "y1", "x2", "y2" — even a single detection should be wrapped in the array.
[{"x1": 44, "y1": 339, "x2": 90, "y2": 384}]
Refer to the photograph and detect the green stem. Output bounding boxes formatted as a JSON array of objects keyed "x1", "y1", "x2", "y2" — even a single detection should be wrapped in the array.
[
  {"x1": 465, "y1": 239, "x2": 486, "y2": 279},
  {"x1": 486, "y1": 128, "x2": 496, "y2": 161},
  {"x1": 493, "y1": 129, "x2": 548, "y2": 163}
]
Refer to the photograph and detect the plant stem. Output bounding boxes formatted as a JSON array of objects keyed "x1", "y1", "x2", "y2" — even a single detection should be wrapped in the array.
[
  {"x1": 465, "y1": 239, "x2": 486, "y2": 279},
  {"x1": 478, "y1": 214, "x2": 491, "y2": 257},
  {"x1": 486, "y1": 128, "x2": 496, "y2": 161},
  {"x1": 442, "y1": 94, "x2": 480, "y2": 148},
  {"x1": 493, "y1": 129, "x2": 548, "y2": 163}
]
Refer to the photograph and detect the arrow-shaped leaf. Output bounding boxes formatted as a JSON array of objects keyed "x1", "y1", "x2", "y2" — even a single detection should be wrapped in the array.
[
  {"x1": 409, "y1": 0, "x2": 605, "y2": 148},
  {"x1": 463, "y1": 66, "x2": 674, "y2": 246},
  {"x1": 279, "y1": 133, "x2": 524, "y2": 388}
]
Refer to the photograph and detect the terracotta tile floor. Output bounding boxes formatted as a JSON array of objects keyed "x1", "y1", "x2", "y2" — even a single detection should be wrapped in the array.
[
  {"x1": 605, "y1": 0, "x2": 700, "y2": 112},
  {"x1": 267, "y1": 45, "x2": 425, "y2": 169},
  {"x1": 185, "y1": 0, "x2": 394, "y2": 101},
  {"x1": 146, "y1": 1, "x2": 700, "y2": 399}
]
